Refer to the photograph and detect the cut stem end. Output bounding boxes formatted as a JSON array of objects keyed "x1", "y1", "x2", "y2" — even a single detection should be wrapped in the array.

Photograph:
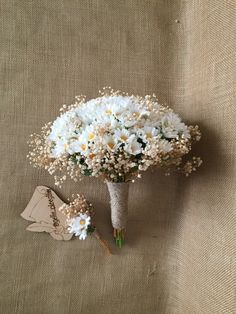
[{"x1": 113, "y1": 228, "x2": 125, "y2": 248}]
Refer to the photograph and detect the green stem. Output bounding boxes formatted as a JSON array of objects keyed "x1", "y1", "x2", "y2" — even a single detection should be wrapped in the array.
[{"x1": 114, "y1": 228, "x2": 125, "y2": 248}]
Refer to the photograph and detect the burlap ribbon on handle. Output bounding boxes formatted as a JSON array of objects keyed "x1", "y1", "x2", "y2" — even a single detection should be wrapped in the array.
[{"x1": 106, "y1": 182, "x2": 129, "y2": 230}]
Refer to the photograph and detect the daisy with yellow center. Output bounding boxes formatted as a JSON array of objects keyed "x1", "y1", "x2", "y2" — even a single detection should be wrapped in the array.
[
  {"x1": 67, "y1": 138, "x2": 88, "y2": 155},
  {"x1": 68, "y1": 213, "x2": 91, "y2": 238},
  {"x1": 105, "y1": 109, "x2": 113, "y2": 115},
  {"x1": 79, "y1": 218, "x2": 86, "y2": 225},
  {"x1": 89, "y1": 153, "x2": 96, "y2": 159},
  {"x1": 108, "y1": 142, "x2": 115, "y2": 149},
  {"x1": 114, "y1": 129, "x2": 130, "y2": 143},
  {"x1": 138, "y1": 126, "x2": 159, "y2": 142},
  {"x1": 121, "y1": 135, "x2": 128, "y2": 141},
  {"x1": 81, "y1": 143, "x2": 87, "y2": 151},
  {"x1": 68, "y1": 137, "x2": 90, "y2": 156},
  {"x1": 125, "y1": 134, "x2": 143, "y2": 155},
  {"x1": 83, "y1": 126, "x2": 97, "y2": 142},
  {"x1": 103, "y1": 135, "x2": 117, "y2": 151},
  {"x1": 86, "y1": 132, "x2": 94, "y2": 141}
]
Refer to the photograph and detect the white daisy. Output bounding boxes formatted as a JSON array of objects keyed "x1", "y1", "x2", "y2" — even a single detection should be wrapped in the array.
[
  {"x1": 103, "y1": 135, "x2": 117, "y2": 151},
  {"x1": 161, "y1": 112, "x2": 191, "y2": 139},
  {"x1": 102, "y1": 95, "x2": 129, "y2": 117},
  {"x1": 114, "y1": 129, "x2": 130, "y2": 142},
  {"x1": 79, "y1": 229, "x2": 88, "y2": 240},
  {"x1": 68, "y1": 213, "x2": 91, "y2": 236},
  {"x1": 83, "y1": 126, "x2": 96, "y2": 142},
  {"x1": 69, "y1": 138, "x2": 90, "y2": 156},
  {"x1": 157, "y1": 139, "x2": 173, "y2": 153},
  {"x1": 50, "y1": 139, "x2": 69, "y2": 157},
  {"x1": 49, "y1": 111, "x2": 80, "y2": 142},
  {"x1": 137, "y1": 126, "x2": 159, "y2": 141},
  {"x1": 125, "y1": 135, "x2": 143, "y2": 155},
  {"x1": 182, "y1": 127, "x2": 191, "y2": 139}
]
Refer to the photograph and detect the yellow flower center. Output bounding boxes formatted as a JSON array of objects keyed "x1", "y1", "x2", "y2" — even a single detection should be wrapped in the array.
[
  {"x1": 105, "y1": 109, "x2": 112, "y2": 115},
  {"x1": 81, "y1": 144, "x2": 87, "y2": 151},
  {"x1": 108, "y1": 142, "x2": 115, "y2": 149},
  {"x1": 88, "y1": 133, "x2": 95, "y2": 140},
  {"x1": 89, "y1": 153, "x2": 96, "y2": 159},
  {"x1": 132, "y1": 112, "x2": 140, "y2": 118},
  {"x1": 146, "y1": 132, "x2": 152, "y2": 138},
  {"x1": 121, "y1": 135, "x2": 128, "y2": 141},
  {"x1": 80, "y1": 219, "x2": 86, "y2": 225}
]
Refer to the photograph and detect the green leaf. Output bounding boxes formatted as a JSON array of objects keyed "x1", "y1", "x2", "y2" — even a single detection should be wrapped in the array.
[
  {"x1": 135, "y1": 153, "x2": 143, "y2": 160},
  {"x1": 131, "y1": 165, "x2": 138, "y2": 172},
  {"x1": 83, "y1": 169, "x2": 92, "y2": 176},
  {"x1": 79, "y1": 158, "x2": 85, "y2": 164},
  {"x1": 70, "y1": 154, "x2": 78, "y2": 164},
  {"x1": 87, "y1": 225, "x2": 95, "y2": 233}
]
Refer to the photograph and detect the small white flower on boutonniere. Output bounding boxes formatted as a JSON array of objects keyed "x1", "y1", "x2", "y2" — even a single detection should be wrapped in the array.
[
  {"x1": 59, "y1": 194, "x2": 112, "y2": 254},
  {"x1": 59, "y1": 194, "x2": 95, "y2": 239},
  {"x1": 68, "y1": 213, "x2": 91, "y2": 240}
]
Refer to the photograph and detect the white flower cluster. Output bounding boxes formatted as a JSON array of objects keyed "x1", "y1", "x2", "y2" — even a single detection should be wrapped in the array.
[
  {"x1": 28, "y1": 89, "x2": 202, "y2": 184},
  {"x1": 49, "y1": 95, "x2": 190, "y2": 158},
  {"x1": 46, "y1": 92, "x2": 195, "y2": 182}
]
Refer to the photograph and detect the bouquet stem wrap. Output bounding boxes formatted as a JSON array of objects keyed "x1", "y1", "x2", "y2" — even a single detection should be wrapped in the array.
[{"x1": 106, "y1": 182, "x2": 129, "y2": 247}]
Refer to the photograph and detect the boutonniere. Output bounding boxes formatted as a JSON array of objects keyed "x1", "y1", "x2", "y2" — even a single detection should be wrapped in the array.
[{"x1": 59, "y1": 194, "x2": 112, "y2": 254}]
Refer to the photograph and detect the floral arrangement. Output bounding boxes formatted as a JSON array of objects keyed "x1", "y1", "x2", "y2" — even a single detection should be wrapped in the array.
[
  {"x1": 59, "y1": 194, "x2": 95, "y2": 240},
  {"x1": 59, "y1": 194, "x2": 112, "y2": 254},
  {"x1": 28, "y1": 87, "x2": 202, "y2": 247}
]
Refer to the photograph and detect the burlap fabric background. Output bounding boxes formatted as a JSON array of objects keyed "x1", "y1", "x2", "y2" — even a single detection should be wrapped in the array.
[{"x1": 0, "y1": 1, "x2": 235, "y2": 313}]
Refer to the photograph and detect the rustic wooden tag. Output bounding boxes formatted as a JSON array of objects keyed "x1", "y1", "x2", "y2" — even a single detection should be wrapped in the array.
[{"x1": 21, "y1": 186, "x2": 73, "y2": 241}]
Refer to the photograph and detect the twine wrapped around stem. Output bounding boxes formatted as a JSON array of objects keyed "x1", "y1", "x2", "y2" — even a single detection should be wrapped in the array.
[{"x1": 106, "y1": 182, "x2": 129, "y2": 247}]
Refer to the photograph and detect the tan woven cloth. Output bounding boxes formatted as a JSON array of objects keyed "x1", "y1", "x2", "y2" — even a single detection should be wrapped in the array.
[{"x1": 0, "y1": 1, "x2": 235, "y2": 313}]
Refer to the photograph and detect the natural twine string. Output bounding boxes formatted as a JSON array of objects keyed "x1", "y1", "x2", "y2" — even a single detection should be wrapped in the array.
[
  {"x1": 106, "y1": 182, "x2": 129, "y2": 230},
  {"x1": 93, "y1": 230, "x2": 112, "y2": 255}
]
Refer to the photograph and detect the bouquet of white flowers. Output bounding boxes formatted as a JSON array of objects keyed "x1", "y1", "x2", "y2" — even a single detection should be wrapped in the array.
[{"x1": 28, "y1": 88, "x2": 202, "y2": 247}]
